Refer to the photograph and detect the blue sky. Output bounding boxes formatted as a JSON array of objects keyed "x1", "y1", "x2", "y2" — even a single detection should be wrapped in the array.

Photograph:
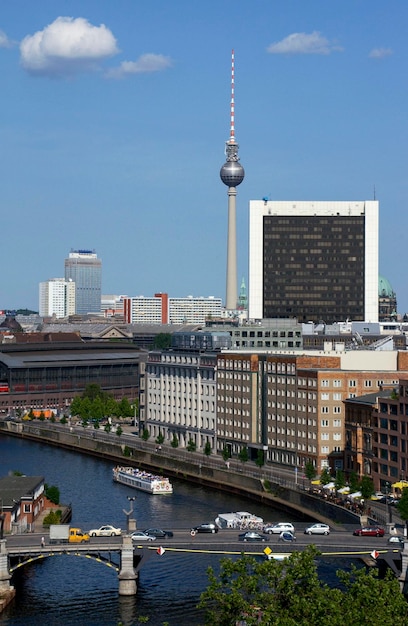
[{"x1": 1, "y1": 1, "x2": 407, "y2": 314}]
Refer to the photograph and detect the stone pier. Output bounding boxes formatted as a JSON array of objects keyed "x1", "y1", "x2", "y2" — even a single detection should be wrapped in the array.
[
  {"x1": 0, "y1": 539, "x2": 15, "y2": 612},
  {"x1": 118, "y1": 535, "x2": 137, "y2": 596}
]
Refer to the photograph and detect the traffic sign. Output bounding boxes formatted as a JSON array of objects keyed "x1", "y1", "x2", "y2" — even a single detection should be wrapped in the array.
[{"x1": 371, "y1": 550, "x2": 379, "y2": 560}]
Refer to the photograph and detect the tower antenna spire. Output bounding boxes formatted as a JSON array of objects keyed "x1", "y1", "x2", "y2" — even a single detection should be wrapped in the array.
[
  {"x1": 229, "y1": 49, "x2": 235, "y2": 143},
  {"x1": 220, "y1": 49, "x2": 245, "y2": 311}
]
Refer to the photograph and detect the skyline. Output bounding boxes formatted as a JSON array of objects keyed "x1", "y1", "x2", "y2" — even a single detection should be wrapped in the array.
[{"x1": 0, "y1": 2, "x2": 407, "y2": 313}]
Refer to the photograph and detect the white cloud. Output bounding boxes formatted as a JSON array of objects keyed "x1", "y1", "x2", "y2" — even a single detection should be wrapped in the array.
[
  {"x1": 0, "y1": 29, "x2": 13, "y2": 48},
  {"x1": 267, "y1": 31, "x2": 342, "y2": 55},
  {"x1": 20, "y1": 16, "x2": 119, "y2": 77},
  {"x1": 369, "y1": 47, "x2": 393, "y2": 59},
  {"x1": 105, "y1": 53, "x2": 172, "y2": 79}
]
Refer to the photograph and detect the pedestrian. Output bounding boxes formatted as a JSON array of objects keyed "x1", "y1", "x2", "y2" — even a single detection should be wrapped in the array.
[{"x1": 41, "y1": 536, "x2": 45, "y2": 547}]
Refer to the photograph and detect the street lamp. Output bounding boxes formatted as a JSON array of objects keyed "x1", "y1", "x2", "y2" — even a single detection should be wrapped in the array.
[
  {"x1": 123, "y1": 496, "x2": 136, "y2": 534},
  {"x1": 385, "y1": 481, "x2": 393, "y2": 532}
]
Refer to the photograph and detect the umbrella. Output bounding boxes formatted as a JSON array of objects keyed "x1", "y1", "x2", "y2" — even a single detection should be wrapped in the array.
[
  {"x1": 322, "y1": 482, "x2": 335, "y2": 490},
  {"x1": 349, "y1": 491, "x2": 362, "y2": 499},
  {"x1": 391, "y1": 480, "x2": 408, "y2": 490},
  {"x1": 338, "y1": 486, "x2": 350, "y2": 494},
  {"x1": 311, "y1": 479, "x2": 321, "y2": 485}
]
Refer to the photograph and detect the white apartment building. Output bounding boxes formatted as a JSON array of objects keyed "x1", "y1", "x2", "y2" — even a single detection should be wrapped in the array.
[
  {"x1": 168, "y1": 296, "x2": 222, "y2": 324},
  {"x1": 124, "y1": 293, "x2": 223, "y2": 325},
  {"x1": 39, "y1": 278, "x2": 76, "y2": 319}
]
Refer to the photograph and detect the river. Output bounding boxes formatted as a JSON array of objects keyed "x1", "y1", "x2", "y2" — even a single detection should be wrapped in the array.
[{"x1": 0, "y1": 434, "x2": 359, "y2": 626}]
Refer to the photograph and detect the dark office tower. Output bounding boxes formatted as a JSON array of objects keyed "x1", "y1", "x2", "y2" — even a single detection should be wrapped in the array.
[
  {"x1": 220, "y1": 49, "x2": 245, "y2": 310},
  {"x1": 248, "y1": 201, "x2": 379, "y2": 324},
  {"x1": 64, "y1": 249, "x2": 102, "y2": 315}
]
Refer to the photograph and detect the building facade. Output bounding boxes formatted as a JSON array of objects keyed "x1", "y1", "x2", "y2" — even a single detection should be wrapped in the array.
[
  {"x1": 216, "y1": 348, "x2": 408, "y2": 473},
  {"x1": 39, "y1": 278, "x2": 76, "y2": 319},
  {"x1": 248, "y1": 200, "x2": 379, "y2": 323},
  {"x1": 140, "y1": 332, "x2": 231, "y2": 450},
  {"x1": 64, "y1": 249, "x2": 102, "y2": 315},
  {"x1": 123, "y1": 294, "x2": 222, "y2": 325}
]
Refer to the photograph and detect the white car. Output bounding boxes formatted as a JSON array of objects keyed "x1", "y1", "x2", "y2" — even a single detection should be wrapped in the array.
[
  {"x1": 88, "y1": 524, "x2": 122, "y2": 537},
  {"x1": 264, "y1": 522, "x2": 295, "y2": 535},
  {"x1": 130, "y1": 531, "x2": 156, "y2": 542},
  {"x1": 304, "y1": 523, "x2": 330, "y2": 535}
]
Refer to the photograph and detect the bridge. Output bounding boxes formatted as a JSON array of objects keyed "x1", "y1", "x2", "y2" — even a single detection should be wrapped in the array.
[{"x1": 2, "y1": 527, "x2": 408, "y2": 600}]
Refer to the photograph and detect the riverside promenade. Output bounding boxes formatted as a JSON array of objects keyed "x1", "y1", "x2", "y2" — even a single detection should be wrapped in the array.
[{"x1": 0, "y1": 418, "x2": 390, "y2": 529}]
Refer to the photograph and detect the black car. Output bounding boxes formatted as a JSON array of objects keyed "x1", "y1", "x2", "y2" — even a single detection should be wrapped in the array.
[
  {"x1": 142, "y1": 528, "x2": 174, "y2": 538},
  {"x1": 238, "y1": 531, "x2": 268, "y2": 542},
  {"x1": 191, "y1": 522, "x2": 218, "y2": 534}
]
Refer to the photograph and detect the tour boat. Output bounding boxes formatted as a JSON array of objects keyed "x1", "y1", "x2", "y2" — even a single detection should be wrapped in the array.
[{"x1": 112, "y1": 466, "x2": 173, "y2": 495}]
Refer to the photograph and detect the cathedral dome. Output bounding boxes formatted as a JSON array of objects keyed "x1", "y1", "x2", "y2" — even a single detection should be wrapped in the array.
[{"x1": 379, "y1": 275, "x2": 395, "y2": 298}]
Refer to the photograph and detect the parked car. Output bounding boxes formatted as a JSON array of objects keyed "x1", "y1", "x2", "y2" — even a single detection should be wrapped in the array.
[
  {"x1": 370, "y1": 492, "x2": 384, "y2": 501},
  {"x1": 191, "y1": 522, "x2": 218, "y2": 534},
  {"x1": 304, "y1": 523, "x2": 330, "y2": 535},
  {"x1": 130, "y1": 531, "x2": 156, "y2": 542},
  {"x1": 238, "y1": 531, "x2": 268, "y2": 542},
  {"x1": 88, "y1": 525, "x2": 122, "y2": 537},
  {"x1": 378, "y1": 495, "x2": 399, "y2": 506},
  {"x1": 353, "y1": 526, "x2": 385, "y2": 537},
  {"x1": 264, "y1": 522, "x2": 295, "y2": 535},
  {"x1": 142, "y1": 528, "x2": 174, "y2": 538}
]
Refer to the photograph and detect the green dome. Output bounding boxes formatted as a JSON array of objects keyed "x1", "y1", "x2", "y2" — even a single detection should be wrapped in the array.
[{"x1": 379, "y1": 275, "x2": 395, "y2": 297}]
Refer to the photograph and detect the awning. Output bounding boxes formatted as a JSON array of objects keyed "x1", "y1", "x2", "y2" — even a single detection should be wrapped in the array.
[
  {"x1": 338, "y1": 486, "x2": 350, "y2": 494},
  {"x1": 392, "y1": 480, "x2": 408, "y2": 490},
  {"x1": 322, "y1": 482, "x2": 335, "y2": 490},
  {"x1": 349, "y1": 491, "x2": 362, "y2": 499},
  {"x1": 311, "y1": 479, "x2": 321, "y2": 485}
]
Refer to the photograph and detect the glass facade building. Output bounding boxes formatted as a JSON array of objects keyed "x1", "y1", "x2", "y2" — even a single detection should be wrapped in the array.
[{"x1": 64, "y1": 249, "x2": 102, "y2": 315}]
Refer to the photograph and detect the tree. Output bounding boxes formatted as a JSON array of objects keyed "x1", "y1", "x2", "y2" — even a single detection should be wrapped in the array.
[
  {"x1": 186, "y1": 439, "x2": 196, "y2": 452},
  {"x1": 334, "y1": 469, "x2": 346, "y2": 491},
  {"x1": 198, "y1": 547, "x2": 408, "y2": 626},
  {"x1": 117, "y1": 397, "x2": 133, "y2": 418},
  {"x1": 204, "y1": 441, "x2": 212, "y2": 457},
  {"x1": 319, "y1": 467, "x2": 331, "y2": 485},
  {"x1": 170, "y1": 434, "x2": 179, "y2": 448},
  {"x1": 45, "y1": 484, "x2": 60, "y2": 504},
  {"x1": 397, "y1": 487, "x2": 408, "y2": 536},
  {"x1": 115, "y1": 425, "x2": 123, "y2": 437},
  {"x1": 238, "y1": 446, "x2": 249, "y2": 464},
  {"x1": 349, "y1": 470, "x2": 360, "y2": 493},
  {"x1": 222, "y1": 446, "x2": 231, "y2": 462},
  {"x1": 305, "y1": 460, "x2": 317, "y2": 481},
  {"x1": 155, "y1": 432, "x2": 165, "y2": 445},
  {"x1": 360, "y1": 475, "x2": 374, "y2": 503},
  {"x1": 153, "y1": 333, "x2": 172, "y2": 349},
  {"x1": 104, "y1": 423, "x2": 111, "y2": 433},
  {"x1": 255, "y1": 449, "x2": 265, "y2": 468},
  {"x1": 142, "y1": 428, "x2": 150, "y2": 441}
]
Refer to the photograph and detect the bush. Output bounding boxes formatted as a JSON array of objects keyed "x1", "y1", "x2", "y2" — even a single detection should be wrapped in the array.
[{"x1": 43, "y1": 509, "x2": 62, "y2": 527}]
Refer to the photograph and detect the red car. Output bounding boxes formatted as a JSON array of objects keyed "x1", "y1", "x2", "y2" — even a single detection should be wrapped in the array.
[{"x1": 353, "y1": 526, "x2": 385, "y2": 537}]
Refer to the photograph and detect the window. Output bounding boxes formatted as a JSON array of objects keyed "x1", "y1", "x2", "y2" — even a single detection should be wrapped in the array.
[
  {"x1": 333, "y1": 380, "x2": 341, "y2": 387},
  {"x1": 321, "y1": 419, "x2": 329, "y2": 427},
  {"x1": 333, "y1": 406, "x2": 341, "y2": 414},
  {"x1": 364, "y1": 380, "x2": 372, "y2": 388},
  {"x1": 321, "y1": 393, "x2": 329, "y2": 400},
  {"x1": 321, "y1": 380, "x2": 329, "y2": 388},
  {"x1": 321, "y1": 407, "x2": 329, "y2": 414},
  {"x1": 349, "y1": 380, "x2": 356, "y2": 387}
]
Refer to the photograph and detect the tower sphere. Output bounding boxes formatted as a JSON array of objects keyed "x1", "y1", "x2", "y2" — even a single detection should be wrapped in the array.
[{"x1": 220, "y1": 160, "x2": 245, "y2": 187}]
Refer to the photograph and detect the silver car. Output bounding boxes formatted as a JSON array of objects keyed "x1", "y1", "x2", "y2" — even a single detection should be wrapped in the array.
[
  {"x1": 264, "y1": 522, "x2": 295, "y2": 535},
  {"x1": 304, "y1": 523, "x2": 330, "y2": 535}
]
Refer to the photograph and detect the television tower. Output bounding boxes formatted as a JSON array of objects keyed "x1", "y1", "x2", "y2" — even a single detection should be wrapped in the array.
[{"x1": 220, "y1": 49, "x2": 245, "y2": 311}]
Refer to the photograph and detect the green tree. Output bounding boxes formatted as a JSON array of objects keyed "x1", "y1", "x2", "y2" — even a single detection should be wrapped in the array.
[
  {"x1": 198, "y1": 547, "x2": 408, "y2": 626},
  {"x1": 221, "y1": 446, "x2": 231, "y2": 462},
  {"x1": 28, "y1": 408, "x2": 35, "y2": 420},
  {"x1": 204, "y1": 441, "x2": 212, "y2": 457},
  {"x1": 60, "y1": 416, "x2": 67, "y2": 425},
  {"x1": 45, "y1": 484, "x2": 60, "y2": 504},
  {"x1": 305, "y1": 460, "x2": 317, "y2": 481},
  {"x1": 255, "y1": 449, "x2": 265, "y2": 468},
  {"x1": 187, "y1": 439, "x2": 196, "y2": 452},
  {"x1": 238, "y1": 446, "x2": 249, "y2": 464},
  {"x1": 38, "y1": 411, "x2": 45, "y2": 421},
  {"x1": 142, "y1": 428, "x2": 150, "y2": 441},
  {"x1": 334, "y1": 469, "x2": 346, "y2": 491},
  {"x1": 397, "y1": 487, "x2": 408, "y2": 536},
  {"x1": 43, "y1": 510, "x2": 62, "y2": 526},
  {"x1": 116, "y1": 425, "x2": 123, "y2": 437},
  {"x1": 104, "y1": 423, "x2": 111, "y2": 433},
  {"x1": 83, "y1": 383, "x2": 104, "y2": 401},
  {"x1": 360, "y1": 475, "x2": 375, "y2": 503},
  {"x1": 170, "y1": 434, "x2": 179, "y2": 448},
  {"x1": 319, "y1": 467, "x2": 332, "y2": 485},
  {"x1": 349, "y1": 470, "x2": 360, "y2": 492},
  {"x1": 117, "y1": 397, "x2": 134, "y2": 418},
  {"x1": 153, "y1": 333, "x2": 172, "y2": 349},
  {"x1": 155, "y1": 432, "x2": 165, "y2": 445}
]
